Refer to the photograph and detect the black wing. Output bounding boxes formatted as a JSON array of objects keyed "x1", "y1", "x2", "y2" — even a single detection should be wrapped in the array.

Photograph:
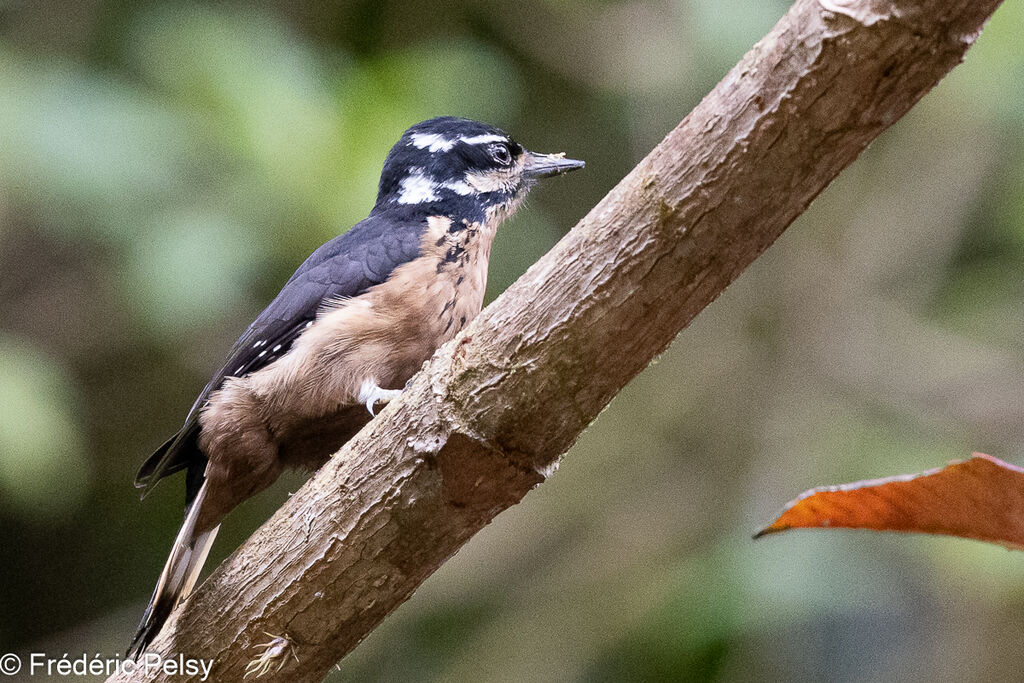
[{"x1": 135, "y1": 211, "x2": 427, "y2": 496}]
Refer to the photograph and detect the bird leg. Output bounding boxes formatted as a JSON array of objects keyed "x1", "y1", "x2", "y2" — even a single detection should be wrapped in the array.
[
  {"x1": 358, "y1": 379, "x2": 403, "y2": 417},
  {"x1": 244, "y1": 632, "x2": 298, "y2": 678}
]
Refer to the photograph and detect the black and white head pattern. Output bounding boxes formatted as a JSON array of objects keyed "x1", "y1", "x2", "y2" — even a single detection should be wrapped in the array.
[{"x1": 374, "y1": 117, "x2": 529, "y2": 219}]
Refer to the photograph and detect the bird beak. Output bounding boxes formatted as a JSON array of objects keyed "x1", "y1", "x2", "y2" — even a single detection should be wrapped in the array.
[{"x1": 523, "y1": 151, "x2": 585, "y2": 179}]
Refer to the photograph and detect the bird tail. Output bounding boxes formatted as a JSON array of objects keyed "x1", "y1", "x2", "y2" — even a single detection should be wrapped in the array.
[{"x1": 127, "y1": 480, "x2": 219, "y2": 659}]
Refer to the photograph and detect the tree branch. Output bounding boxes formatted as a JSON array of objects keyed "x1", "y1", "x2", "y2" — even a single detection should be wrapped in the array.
[{"x1": 110, "y1": 0, "x2": 1002, "y2": 679}]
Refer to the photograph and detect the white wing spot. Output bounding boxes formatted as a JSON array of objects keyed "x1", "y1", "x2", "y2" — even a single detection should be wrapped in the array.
[
  {"x1": 272, "y1": 344, "x2": 282, "y2": 352},
  {"x1": 258, "y1": 350, "x2": 267, "y2": 358}
]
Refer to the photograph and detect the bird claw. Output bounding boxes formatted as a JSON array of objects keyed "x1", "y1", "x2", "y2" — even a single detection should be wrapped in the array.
[
  {"x1": 244, "y1": 632, "x2": 298, "y2": 678},
  {"x1": 358, "y1": 380, "x2": 403, "y2": 417}
]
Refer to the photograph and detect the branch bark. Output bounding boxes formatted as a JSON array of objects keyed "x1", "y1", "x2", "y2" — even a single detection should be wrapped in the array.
[{"x1": 111, "y1": 0, "x2": 1002, "y2": 679}]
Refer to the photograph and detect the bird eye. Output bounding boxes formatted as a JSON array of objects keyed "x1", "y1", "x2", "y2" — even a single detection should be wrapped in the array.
[{"x1": 489, "y1": 143, "x2": 512, "y2": 166}]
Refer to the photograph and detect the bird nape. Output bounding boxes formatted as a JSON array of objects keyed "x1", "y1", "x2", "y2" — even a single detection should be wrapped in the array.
[{"x1": 127, "y1": 116, "x2": 584, "y2": 658}]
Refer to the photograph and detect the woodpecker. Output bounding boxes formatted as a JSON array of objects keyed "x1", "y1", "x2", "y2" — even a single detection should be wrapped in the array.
[{"x1": 126, "y1": 116, "x2": 584, "y2": 657}]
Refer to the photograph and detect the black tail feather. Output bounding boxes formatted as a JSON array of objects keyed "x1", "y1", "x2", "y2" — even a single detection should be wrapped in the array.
[
  {"x1": 135, "y1": 426, "x2": 203, "y2": 499},
  {"x1": 127, "y1": 477, "x2": 218, "y2": 659}
]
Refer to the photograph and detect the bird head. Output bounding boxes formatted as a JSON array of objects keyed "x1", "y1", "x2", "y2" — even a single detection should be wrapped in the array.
[{"x1": 374, "y1": 117, "x2": 584, "y2": 223}]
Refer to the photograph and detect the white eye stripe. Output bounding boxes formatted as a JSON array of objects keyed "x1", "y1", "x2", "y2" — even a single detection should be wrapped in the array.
[
  {"x1": 409, "y1": 133, "x2": 455, "y2": 152},
  {"x1": 438, "y1": 179, "x2": 474, "y2": 195},
  {"x1": 395, "y1": 153, "x2": 511, "y2": 203},
  {"x1": 458, "y1": 134, "x2": 508, "y2": 146},
  {"x1": 397, "y1": 170, "x2": 476, "y2": 203},
  {"x1": 409, "y1": 132, "x2": 509, "y2": 152}
]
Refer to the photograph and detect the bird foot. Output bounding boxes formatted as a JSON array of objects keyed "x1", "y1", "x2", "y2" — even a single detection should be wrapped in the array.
[
  {"x1": 358, "y1": 380, "x2": 403, "y2": 417},
  {"x1": 244, "y1": 632, "x2": 298, "y2": 678}
]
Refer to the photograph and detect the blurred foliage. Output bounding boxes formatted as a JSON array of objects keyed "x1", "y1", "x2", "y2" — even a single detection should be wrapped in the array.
[
  {"x1": 0, "y1": 337, "x2": 89, "y2": 519},
  {"x1": 1, "y1": 0, "x2": 1023, "y2": 680}
]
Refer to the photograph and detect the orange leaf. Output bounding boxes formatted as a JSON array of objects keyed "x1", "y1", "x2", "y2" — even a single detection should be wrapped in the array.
[{"x1": 756, "y1": 453, "x2": 1024, "y2": 550}]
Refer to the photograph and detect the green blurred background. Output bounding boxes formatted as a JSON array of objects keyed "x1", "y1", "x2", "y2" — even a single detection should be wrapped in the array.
[{"x1": 1, "y1": 0, "x2": 1023, "y2": 680}]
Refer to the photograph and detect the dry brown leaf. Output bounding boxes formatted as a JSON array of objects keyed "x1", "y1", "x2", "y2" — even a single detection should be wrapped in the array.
[{"x1": 756, "y1": 453, "x2": 1024, "y2": 550}]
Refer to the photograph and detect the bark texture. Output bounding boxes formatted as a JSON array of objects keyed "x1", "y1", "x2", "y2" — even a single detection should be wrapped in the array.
[{"x1": 110, "y1": 0, "x2": 1003, "y2": 679}]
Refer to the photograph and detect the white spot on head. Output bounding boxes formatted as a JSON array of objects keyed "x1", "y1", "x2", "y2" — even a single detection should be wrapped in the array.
[
  {"x1": 458, "y1": 134, "x2": 507, "y2": 146},
  {"x1": 410, "y1": 133, "x2": 455, "y2": 152},
  {"x1": 397, "y1": 169, "x2": 440, "y2": 204},
  {"x1": 410, "y1": 132, "x2": 508, "y2": 153}
]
